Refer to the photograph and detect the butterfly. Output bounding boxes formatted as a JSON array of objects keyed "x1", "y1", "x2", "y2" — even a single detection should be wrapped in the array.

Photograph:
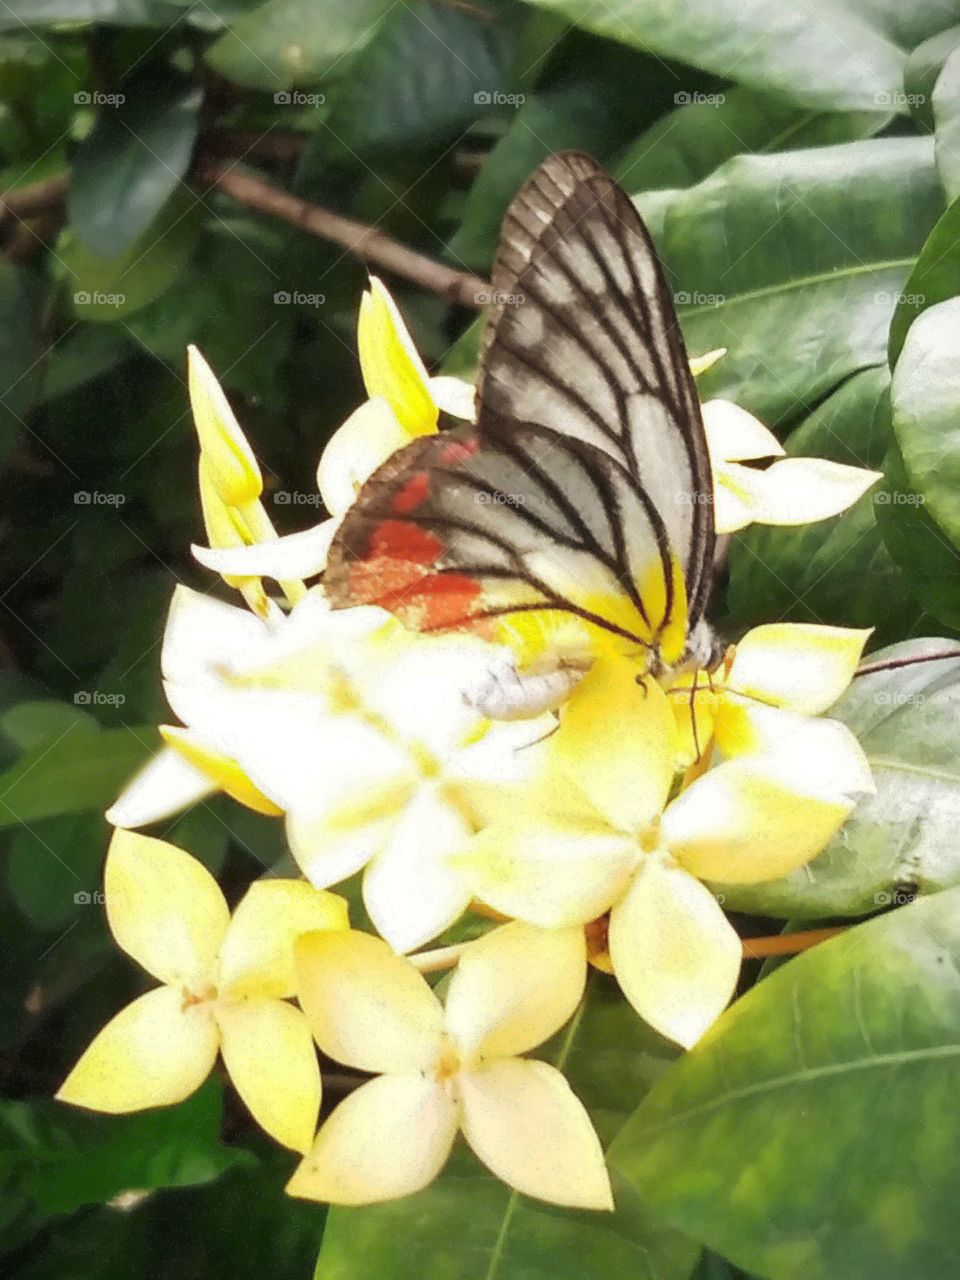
[{"x1": 325, "y1": 151, "x2": 718, "y2": 718}]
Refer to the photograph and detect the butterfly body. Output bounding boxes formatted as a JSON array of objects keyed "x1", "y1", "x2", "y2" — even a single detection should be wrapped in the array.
[{"x1": 326, "y1": 151, "x2": 717, "y2": 709}]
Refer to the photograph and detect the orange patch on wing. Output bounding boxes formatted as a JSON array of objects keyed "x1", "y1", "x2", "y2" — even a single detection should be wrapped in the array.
[
  {"x1": 438, "y1": 438, "x2": 479, "y2": 465},
  {"x1": 391, "y1": 471, "x2": 430, "y2": 514},
  {"x1": 347, "y1": 517, "x2": 486, "y2": 633}
]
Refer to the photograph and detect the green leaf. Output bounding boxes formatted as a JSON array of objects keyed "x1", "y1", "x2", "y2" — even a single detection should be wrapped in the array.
[
  {"x1": 315, "y1": 976, "x2": 697, "y2": 1280},
  {"x1": 68, "y1": 63, "x2": 202, "y2": 258},
  {"x1": 888, "y1": 194, "x2": 960, "y2": 364},
  {"x1": 5, "y1": 1082, "x2": 248, "y2": 1215},
  {"x1": 0, "y1": 719, "x2": 154, "y2": 826},
  {"x1": 6, "y1": 812, "x2": 107, "y2": 930},
  {"x1": 510, "y1": 0, "x2": 946, "y2": 111},
  {"x1": 57, "y1": 189, "x2": 201, "y2": 320},
  {"x1": 904, "y1": 24, "x2": 960, "y2": 131},
  {"x1": 934, "y1": 43, "x2": 960, "y2": 200},
  {"x1": 614, "y1": 88, "x2": 887, "y2": 192},
  {"x1": 891, "y1": 295, "x2": 960, "y2": 548},
  {"x1": 724, "y1": 366, "x2": 923, "y2": 643},
  {"x1": 0, "y1": 0, "x2": 187, "y2": 27},
  {"x1": 448, "y1": 43, "x2": 678, "y2": 270},
  {"x1": 206, "y1": 0, "x2": 396, "y2": 90},
  {"x1": 610, "y1": 888, "x2": 960, "y2": 1280},
  {"x1": 323, "y1": 2, "x2": 512, "y2": 152},
  {"x1": 875, "y1": 438, "x2": 960, "y2": 627},
  {"x1": 711, "y1": 639, "x2": 960, "y2": 918},
  {"x1": 637, "y1": 136, "x2": 943, "y2": 423}
]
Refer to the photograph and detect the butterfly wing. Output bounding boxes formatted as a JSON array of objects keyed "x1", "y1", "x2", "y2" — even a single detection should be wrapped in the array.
[
  {"x1": 324, "y1": 415, "x2": 688, "y2": 666},
  {"x1": 478, "y1": 150, "x2": 715, "y2": 625},
  {"x1": 327, "y1": 151, "x2": 713, "y2": 668}
]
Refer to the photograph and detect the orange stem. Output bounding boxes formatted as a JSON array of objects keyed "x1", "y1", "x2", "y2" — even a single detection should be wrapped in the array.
[{"x1": 741, "y1": 926, "x2": 845, "y2": 959}]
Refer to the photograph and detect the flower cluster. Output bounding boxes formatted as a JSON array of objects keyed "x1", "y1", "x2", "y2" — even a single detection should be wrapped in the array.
[{"x1": 61, "y1": 280, "x2": 879, "y2": 1212}]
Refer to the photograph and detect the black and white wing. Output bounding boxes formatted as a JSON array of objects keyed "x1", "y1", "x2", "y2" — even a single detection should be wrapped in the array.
[{"x1": 476, "y1": 150, "x2": 715, "y2": 625}]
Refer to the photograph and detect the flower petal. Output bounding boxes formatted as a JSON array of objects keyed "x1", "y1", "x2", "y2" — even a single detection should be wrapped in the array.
[
  {"x1": 317, "y1": 396, "x2": 411, "y2": 516},
  {"x1": 459, "y1": 1059, "x2": 612, "y2": 1210},
  {"x1": 746, "y1": 457, "x2": 883, "y2": 525},
  {"x1": 193, "y1": 520, "x2": 337, "y2": 582},
  {"x1": 363, "y1": 787, "x2": 473, "y2": 954},
  {"x1": 357, "y1": 278, "x2": 437, "y2": 436},
  {"x1": 427, "y1": 375, "x2": 476, "y2": 420},
  {"x1": 662, "y1": 747, "x2": 859, "y2": 885},
  {"x1": 159, "y1": 725, "x2": 282, "y2": 816},
  {"x1": 105, "y1": 746, "x2": 216, "y2": 829},
  {"x1": 445, "y1": 921, "x2": 587, "y2": 1061},
  {"x1": 702, "y1": 398, "x2": 784, "y2": 464},
  {"x1": 552, "y1": 656, "x2": 676, "y2": 834},
  {"x1": 105, "y1": 830, "x2": 229, "y2": 990},
  {"x1": 454, "y1": 820, "x2": 636, "y2": 929},
  {"x1": 188, "y1": 345, "x2": 262, "y2": 505},
  {"x1": 56, "y1": 987, "x2": 218, "y2": 1112},
  {"x1": 713, "y1": 463, "x2": 770, "y2": 534},
  {"x1": 286, "y1": 1074, "x2": 458, "y2": 1205},
  {"x1": 726, "y1": 622, "x2": 871, "y2": 715},
  {"x1": 162, "y1": 585, "x2": 270, "y2": 686},
  {"x1": 218, "y1": 879, "x2": 349, "y2": 1000},
  {"x1": 295, "y1": 929, "x2": 445, "y2": 1073},
  {"x1": 688, "y1": 348, "x2": 726, "y2": 377},
  {"x1": 608, "y1": 860, "x2": 740, "y2": 1047},
  {"x1": 217, "y1": 998, "x2": 320, "y2": 1152}
]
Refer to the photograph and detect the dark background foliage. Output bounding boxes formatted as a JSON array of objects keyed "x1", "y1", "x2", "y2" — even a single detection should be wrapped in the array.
[{"x1": 2, "y1": 2, "x2": 960, "y2": 1277}]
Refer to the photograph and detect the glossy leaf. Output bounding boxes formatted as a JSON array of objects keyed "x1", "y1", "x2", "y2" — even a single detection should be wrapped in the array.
[
  {"x1": 68, "y1": 64, "x2": 202, "y2": 258},
  {"x1": 724, "y1": 366, "x2": 920, "y2": 643},
  {"x1": 636, "y1": 137, "x2": 943, "y2": 423},
  {"x1": 511, "y1": 0, "x2": 948, "y2": 111},
  {"x1": 888, "y1": 194, "x2": 960, "y2": 363},
  {"x1": 206, "y1": 0, "x2": 396, "y2": 90},
  {"x1": 611, "y1": 889, "x2": 960, "y2": 1280},
  {"x1": 615, "y1": 88, "x2": 887, "y2": 192},
  {"x1": 934, "y1": 43, "x2": 960, "y2": 200},
  {"x1": 712, "y1": 640, "x2": 960, "y2": 918},
  {"x1": 891, "y1": 296, "x2": 960, "y2": 548}
]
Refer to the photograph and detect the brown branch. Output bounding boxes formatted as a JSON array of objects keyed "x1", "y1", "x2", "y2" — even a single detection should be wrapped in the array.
[
  {"x1": 197, "y1": 159, "x2": 488, "y2": 308},
  {"x1": 0, "y1": 174, "x2": 69, "y2": 230},
  {"x1": 201, "y1": 130, "x2": 308, "y2": 165}
]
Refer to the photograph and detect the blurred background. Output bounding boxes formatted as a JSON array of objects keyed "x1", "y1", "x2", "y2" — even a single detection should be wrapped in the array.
[{"x1": 1, "y1": 1, "x2": 959, "y2": 1276}]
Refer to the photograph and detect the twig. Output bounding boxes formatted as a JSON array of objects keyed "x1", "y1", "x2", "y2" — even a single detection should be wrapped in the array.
[
  {"x1": 197, "y1": 160, "x2": 488, "y2": 307},
  {"x1": 201, "y1": 130, "x2": 308, "y2": 165},
  {"x1": 0, "y1": 174, "x2": 69, "y2": 229},
  {"x1": 741, "y1": 926, "x2": 845, "y2": 959}
]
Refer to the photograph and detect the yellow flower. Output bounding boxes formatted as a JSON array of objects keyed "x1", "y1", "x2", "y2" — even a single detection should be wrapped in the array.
[
  {"x1": 192, "y1": 278, "x2": 474, "y2": 586},
  {"x1": 287, "y1": 923, "x2": 612, "y2": 1210},
  {"x1": 107, "y1": 586, "x2": 289, "y2": 828},
  {"x1": 188, "y1": 345, "x2": 305, "y2": 615},
  {"x1": 669, "y1": 622, "x2": 871, "y2": 767},
  {"x1": 701, "y1": 399, "x2": 882, "y2": 535},
  {"x1": 57, "y1": 830, "x2": 348, "y2": 1152},
  {"x1": 456, "y1": 656, "x2": 873, "y2": 1047}
]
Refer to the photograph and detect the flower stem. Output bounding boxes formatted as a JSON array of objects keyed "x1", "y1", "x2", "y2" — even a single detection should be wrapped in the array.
[{"x1": 741, "y1": 926, "x2": 845, "y2": 959}]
